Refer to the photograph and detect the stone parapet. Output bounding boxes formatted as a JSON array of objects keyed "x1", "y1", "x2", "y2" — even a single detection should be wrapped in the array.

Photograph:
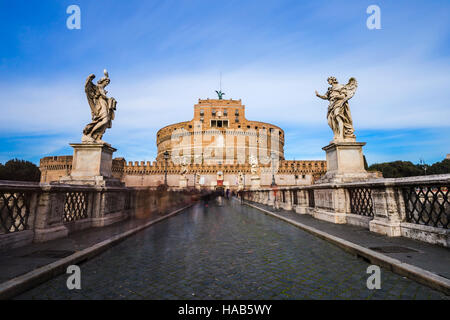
[
  {"x1": 241, "y1": 174, "x2": 450, "y2": 247},
  {"x1": 0, "y1": 180, "x2": 202, "y2": 251}
]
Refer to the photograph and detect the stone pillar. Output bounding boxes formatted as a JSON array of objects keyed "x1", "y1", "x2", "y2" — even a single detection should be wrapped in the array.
[
  {"x1": 312, "y1": 187, "x2": 348, "y2": 224},
  {"x1": 250, "y1": 175, "x2": 261, "y2": 190},
  {"x1": 295, "y1": 189, "x2": 309, "y2": 214},
  {"x1": 369, "y1": 186, "x2": 403, "y2": 237},
  {"x1": 283, "y1": 190, "x2": 293, "y2": 211},
  {"x1": 33, "y1": 187, "x2": 68, "y2": 242},
  {"x1": 273, "y1": 190, "x2": 280, "y2": 211},
  {"x1": 60, "y1": 143, "x2": 123, "y2": 186},
  {"x1": 179, "y1": 177, "x2": 188, "y2": 188},
  {"x1": 263, "y1": 191, "x2": 269, "y2": 205},
  {"x1": 268, "y1": 189, "x2": 275, "y2": 206}
]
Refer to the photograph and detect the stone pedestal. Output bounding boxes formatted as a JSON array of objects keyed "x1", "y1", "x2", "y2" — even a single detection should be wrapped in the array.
[
  {"x1": 60, "y1": 143, "x2": 123, "y2": 186},
  {"x1": 250, "y1": 176, "x2": 261, "y2": 190},
  {"x1": 179, "y1": 177, "x2": 188, "y2": 188},
  {"x1": 318, "y1": 141, "x2": 377, "y2": 183}
]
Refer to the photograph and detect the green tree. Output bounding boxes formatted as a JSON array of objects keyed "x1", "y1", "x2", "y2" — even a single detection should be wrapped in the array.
[
  {"x1": 368, "y1": 159, "x2": 450, "y2": 178},
  {"x1": 0, "y1": 159, "x2": 41, "y2": 182},
  {"x1": 368, "y1": 161, "x2": 423, "y2": 178},
  {"x1": 427, "y1": 159, "x2": 450, "y2": 175}
]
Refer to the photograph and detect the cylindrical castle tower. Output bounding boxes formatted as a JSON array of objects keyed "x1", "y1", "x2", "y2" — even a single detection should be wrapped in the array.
[{"x1": 156, "y1": 98, "x2": 285, "y2": 165}]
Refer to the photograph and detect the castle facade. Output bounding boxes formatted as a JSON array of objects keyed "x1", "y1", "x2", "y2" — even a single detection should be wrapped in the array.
[{"x1": 40, "y1": 98, "x2": 326, "y2": 189}]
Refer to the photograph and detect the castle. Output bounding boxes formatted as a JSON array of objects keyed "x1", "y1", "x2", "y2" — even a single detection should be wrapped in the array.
[{"x1": 40, "y1": 98, "x2": 326, "y2": 189}]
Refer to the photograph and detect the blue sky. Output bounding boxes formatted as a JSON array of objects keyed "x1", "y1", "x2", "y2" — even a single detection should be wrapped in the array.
[{"x1": 1, "y1": 0, "x2": 449, "y2": 165}]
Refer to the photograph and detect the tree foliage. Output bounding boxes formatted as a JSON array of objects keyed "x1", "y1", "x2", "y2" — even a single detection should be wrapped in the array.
[
  {"x1": 427, "y1": 159, "x2": 450, "y2": 175},
  {"x1": 0, "y1": 159, "x2": 41, "y2": 182},
  {"x1": 368, "y1": 159, "x2": 450, "y2": 178}
]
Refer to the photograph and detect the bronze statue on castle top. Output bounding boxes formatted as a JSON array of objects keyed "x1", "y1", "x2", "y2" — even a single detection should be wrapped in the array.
[{"x1": 215, "y1": 90, "x2": 225, "y2": 100}]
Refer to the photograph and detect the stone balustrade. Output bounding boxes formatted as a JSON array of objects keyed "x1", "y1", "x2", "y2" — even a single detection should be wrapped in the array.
[
  {"x1": 0, "y1": 181, "x2": 202, "y2": 251},
  {"x1": 240, "y1": 174, "x2": 450, "y2": 247}
]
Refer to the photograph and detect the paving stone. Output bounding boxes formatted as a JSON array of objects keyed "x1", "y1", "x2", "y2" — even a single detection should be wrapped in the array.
[{"x1": 15, "y1": 200, "x2": 449, "y2": 300}]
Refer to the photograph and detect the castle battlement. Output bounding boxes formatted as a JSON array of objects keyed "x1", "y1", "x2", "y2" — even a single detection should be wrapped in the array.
[{"x1": 197, "y1": 98, "x2": 242, "y2": 106}]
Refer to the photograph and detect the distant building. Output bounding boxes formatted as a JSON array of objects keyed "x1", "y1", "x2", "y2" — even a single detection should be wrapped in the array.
[
  {"x1": 40, "y1": 97, "x2": 327, "y2": 189},
  {"x1": 446, "y1": 154, "x2": 450, "y2": 160}
]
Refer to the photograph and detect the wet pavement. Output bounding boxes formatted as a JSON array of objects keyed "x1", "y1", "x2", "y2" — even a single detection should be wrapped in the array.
[
  {"x1": 16, "y1": 199, "x2": 449, "y2": 299},
  {"x1": 246, "y1": 201, "x2": 450, "y2": 280},
  {"x1": 0, "y1": 209, "x2": 174, "y2": 284}
]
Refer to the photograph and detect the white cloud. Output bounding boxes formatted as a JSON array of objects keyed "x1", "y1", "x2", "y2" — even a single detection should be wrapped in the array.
[
  {"x1": 1, "y1": 48, "x2": 449, "y2": 164},
  {"x1": 2, "y1": 62, "x2": 449, "y2": 134}
]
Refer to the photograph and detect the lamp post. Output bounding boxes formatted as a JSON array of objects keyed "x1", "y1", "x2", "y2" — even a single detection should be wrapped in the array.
[
  {"x1": 419, "y1": 159, "x2": 428, "y2": 176},
  {"x1": 163, "y1": 151, "x2": 169, "y2": 186},
  {"x1": 194, "y1": 172, "x2": 196, "y2": 189},
  {"x1": 271, "y1": 152, "x2": 278, "y2": 210}
]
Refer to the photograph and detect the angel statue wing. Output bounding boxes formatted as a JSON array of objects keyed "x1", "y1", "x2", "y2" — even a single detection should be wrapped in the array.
[
  {"x1": 342, "y1": 77, "x2": 358, "y2": 101},
  {"x1": 85, "y1": 74, "x2": 98, "y2": 119}
]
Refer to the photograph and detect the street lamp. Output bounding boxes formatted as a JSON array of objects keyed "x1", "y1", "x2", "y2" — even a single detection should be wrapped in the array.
[
  {"x1": 271, "y1": 152, "x2": 278, "y2": 210},
  {"x1": 194, "y1": 172, "x2": 197, "y2": 189},
  {"x1": 419, "y1": 159, "x2": 428, "y2": 176},
  {"x1": 163, "y1": 151, "x2": 169, "y2": 186}
]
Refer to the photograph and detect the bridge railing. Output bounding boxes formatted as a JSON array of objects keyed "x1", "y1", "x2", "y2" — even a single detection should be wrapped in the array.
[
  {"x1": 0, "y1": 181, "x2": 200, "y2": 251},
  {"x1": 240, "y1": 174, "x2": 450, "y2": 247}
]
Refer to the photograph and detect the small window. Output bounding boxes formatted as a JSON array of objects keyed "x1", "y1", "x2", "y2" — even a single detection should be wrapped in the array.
[
  {"x1": 235, "y1": 117, "x2": 239, "y2": 123},
  {"x1": 200, "y1": 117, "x2": 204, "y2": 122},
  {"x1": 223, "y1": 120, "x2": 228, "y2": 127},
  {"x1": 255, "y1": 126, "x2": 258, "y2": 129},
  {"x1": 302, "y1": 175, "x2": 306, "y2": 179},
  {"x1": 212, "y1": 109, "x2": 216, "y2": 116},
  {"x1": 211, "y1": 120, "x2": 217, "y2": 127},
  {"x1": 200, "y1": 109, "x2": 204, "y2": 116},
  {"x1": 235, "y1": 110, "x2": 239, "y2": 116},
  {"x1": 223, "y1": 110, "x2": 228, "y2": 116},
  {"x1": 217, "y1": 120, "x2": 222, "y2": 128},
  {"x1": 247, "y1": 125, "x2": 250, "y2": 129},
  {"x1": 238, "y1": 125, "x2": 241, "y2": 128},
  {"x1": 189, "y1": 125, "x2": 192, "y2": 129}
]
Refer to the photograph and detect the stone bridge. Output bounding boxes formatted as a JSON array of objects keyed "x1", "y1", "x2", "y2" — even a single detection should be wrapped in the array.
[{"x1": 0, "y1": 177, "x2": 449, "y2": 299}]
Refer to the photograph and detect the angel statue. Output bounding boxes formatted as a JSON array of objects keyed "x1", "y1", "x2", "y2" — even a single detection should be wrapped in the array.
[
  {"x1": 249, "y1": 155, "x2": 259, "y2": 175},
  {"x1": 82, "y1": 69, "x2": 117, "y2": 143},
  {"x1": 315, "y1": 77, "x2": 357, "y2": 142},
  {"x1": 180, "y1": 158, "x2": 188, "y2": 178}
]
